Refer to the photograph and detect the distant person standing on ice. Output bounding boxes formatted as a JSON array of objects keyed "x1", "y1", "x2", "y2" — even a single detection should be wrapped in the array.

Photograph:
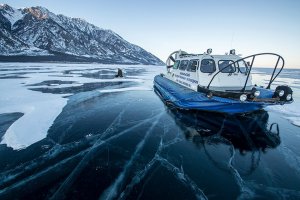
[{"x1": 115, "y1": 68, "x2": 123, "y2": 78}]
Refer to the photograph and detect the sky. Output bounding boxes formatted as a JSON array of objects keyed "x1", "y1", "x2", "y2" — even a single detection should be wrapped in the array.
[{"x1": 2, "y1": 0, "x2": 300, "y2": 68}]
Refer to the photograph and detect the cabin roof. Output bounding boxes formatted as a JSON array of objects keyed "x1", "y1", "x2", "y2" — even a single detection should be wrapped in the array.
[{"x1": 177, "y1": 54, "x2": 242, "y2": 60}]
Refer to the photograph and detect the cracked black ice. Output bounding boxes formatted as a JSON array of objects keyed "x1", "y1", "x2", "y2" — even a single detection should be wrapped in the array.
[{"x1": 0, "y1": 63, "x2": 300, "y2": 199}]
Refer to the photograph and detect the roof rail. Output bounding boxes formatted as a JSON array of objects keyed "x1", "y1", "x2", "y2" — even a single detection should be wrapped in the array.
[{"x1": 179, "y1": 53, "x2": 203, "y2": 58}]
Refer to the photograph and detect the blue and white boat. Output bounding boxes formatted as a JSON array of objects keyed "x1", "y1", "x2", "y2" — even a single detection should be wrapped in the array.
[{"x1": 154, "y1": 49, "x2": 293, "y2": 114}]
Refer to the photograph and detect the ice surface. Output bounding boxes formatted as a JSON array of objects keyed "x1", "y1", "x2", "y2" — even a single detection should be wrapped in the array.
[
  {"x1": 0, "y1": 63, "x2": 300, "y2": 199},
  {"x1": 252, "y1": 70, "x2": 300, "y2": 127},
  {"x1": 265, "y1": 104, "x2": 300, "y2": 127},
  {"x1": 0, "y1": 63, "x2": 163, "y2": 149},
  {"x1": 98, "y1": 86, "x2": 152, "y2": 93},
  {"x1": 100, "y1": 114, "x2": 163, "y2": 200},
  {"x1": 0, "y1": 78, "x2": 68, "y2": 149}
]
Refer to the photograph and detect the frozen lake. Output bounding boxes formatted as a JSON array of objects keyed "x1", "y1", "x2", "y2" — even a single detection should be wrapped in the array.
[{"x1": 0, "y1": 63, "x2": 300, "y2": 199}]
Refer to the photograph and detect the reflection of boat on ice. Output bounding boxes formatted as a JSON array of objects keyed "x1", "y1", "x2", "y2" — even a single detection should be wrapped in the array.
[
  {"x1": 163, "y1": 106, "x2": 281, "y2": 152},
  {"x1": 164, "y1": 108, "x2": 281, "y2": 175},
  {"x1": 154, "y1": 49, "x2": 293, "y2": 114}
]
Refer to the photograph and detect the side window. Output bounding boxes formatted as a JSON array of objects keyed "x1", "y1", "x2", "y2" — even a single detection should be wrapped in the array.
[
  {"x1": 200, "y1": 59, "x2": 216, "y2": 73},
  {"x1": 179, "y1": 60, "x2": 189, "y2": 70},
  {"x1": 187, "y1": 60, "x2": 199, "y2": 72},
  {"x1": 218, "y1": 60, "x2": 236, "y2": 73},
  {"x1": 237, "y1": 60, "x2": 248, "y2": 73},
  {"x1": 173, "y1": 60, "x2": 180, "y2": 69}
]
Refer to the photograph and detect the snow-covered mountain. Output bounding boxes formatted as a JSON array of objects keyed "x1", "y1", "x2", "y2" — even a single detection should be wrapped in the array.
[{"x1": 0, "y1": 4, "x2": 164, "y2": 65}]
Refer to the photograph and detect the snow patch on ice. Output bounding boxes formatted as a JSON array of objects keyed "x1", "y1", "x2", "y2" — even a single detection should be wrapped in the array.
[
  {"x1": 28, "y1": 83, "x2": 84, "y2": 89},
  {"x1": 0, "y1": 63, "x2": 163, "y2": 150},
  {"x1": 265, "y1": 103, "x2": 300, "y2": 127},
  {"x1": 284, "y1": 117, "x2": 300, "y2": 127},
  {"x1": 0, "y1": 79, "x2": 68, "y2": 149},
  {"x1": 98, "y1": 86, "x2": 152, "y2": 93}
]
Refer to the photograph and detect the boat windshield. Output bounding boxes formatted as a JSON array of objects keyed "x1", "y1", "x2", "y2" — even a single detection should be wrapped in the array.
[
  {"x1": 237, "y1": 60, "x2": 248, "y2": 73},
  {"x1": 218, "y1": 60, "x2": 236, "y2": 73},
  {"x1": 218, "y1": 60, "x2": 248, "y2": 73}
]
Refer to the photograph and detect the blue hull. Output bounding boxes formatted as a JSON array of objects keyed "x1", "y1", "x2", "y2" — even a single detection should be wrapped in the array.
[{"x1": 154, "y1": 75, "x2": 271, "y2": 114}]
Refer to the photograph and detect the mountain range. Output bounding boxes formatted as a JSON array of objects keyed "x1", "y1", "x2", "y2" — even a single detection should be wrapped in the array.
[{"x1": 0, "y1": 4, "x2": 163, "y2": 65}]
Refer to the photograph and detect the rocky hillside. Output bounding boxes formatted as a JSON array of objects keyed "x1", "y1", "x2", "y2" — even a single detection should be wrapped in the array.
[{"x1": 0, "y1": 4, "x2": 163, "y2": 65}]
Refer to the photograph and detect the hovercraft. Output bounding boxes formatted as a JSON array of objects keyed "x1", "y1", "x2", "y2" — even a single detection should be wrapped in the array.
[{"x1": 154, "y1": 49, "x2": 293, "y2": 114}]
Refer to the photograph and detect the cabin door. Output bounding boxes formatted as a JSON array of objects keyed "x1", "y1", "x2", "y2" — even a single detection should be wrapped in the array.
[
  {"x1": 198, "y1": 58, "x2": 216, "y2": 87},
  {"x1": 215, "y1": 60, "x2": 241, "y2": 89},
  {"x1": 185, "y1": 59, "x2": 199, "y2": 91}
]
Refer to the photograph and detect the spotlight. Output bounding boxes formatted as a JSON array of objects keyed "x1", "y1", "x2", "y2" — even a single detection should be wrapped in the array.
[
  {"x1": 286, "y1": 94, "x2": 292, "y2": 101},
  {"x1": 240, "y1": 94, "x2": 247, "y2": 101},
  {"x1": 207, "y1": 48, "x2": 212, "y2": 54},
  {"x1": 278, "y1": 90, "x2": 284, "y2": 97},
  {"x1": 254, "y1": 90, "x2": 260, "y2": 97}
]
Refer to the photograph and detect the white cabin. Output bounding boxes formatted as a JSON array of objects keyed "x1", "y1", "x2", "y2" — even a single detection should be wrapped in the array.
[{"x1": 165, "y1": 50, "x2": 253, "y2": 92}]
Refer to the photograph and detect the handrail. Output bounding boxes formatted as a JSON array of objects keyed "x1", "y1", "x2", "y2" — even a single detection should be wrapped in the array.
[{"x1": 206, "y1": 53, "x2": 285, "y2": 92}]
